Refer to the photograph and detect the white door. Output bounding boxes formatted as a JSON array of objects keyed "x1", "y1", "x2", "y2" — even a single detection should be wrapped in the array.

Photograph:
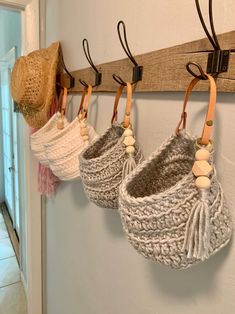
[{"x1": 0, "y1": 47, "x2": 20, "y2": 234}]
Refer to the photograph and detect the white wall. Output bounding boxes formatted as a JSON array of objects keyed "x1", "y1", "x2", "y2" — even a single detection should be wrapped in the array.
[{"x1": 45, "y1": 1, "x2": 235, "y2": 313}]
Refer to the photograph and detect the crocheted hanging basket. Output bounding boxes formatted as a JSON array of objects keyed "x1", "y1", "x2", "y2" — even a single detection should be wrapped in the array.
[
  {"x1": 44, "y1": 85, "x2": 98, "y2": 181},
  {"x1": 45, "y1": 117, "x2": 98, "y2": 180},
  {"x1": 119, "y1": 75, "x2": 232, "y2": 269},
  {"x1": 79, "y1": 83, "x2": 144, "y2": 209},
  {"x1": 31, "y1": 88, "x2": 69, "y2": 166}
]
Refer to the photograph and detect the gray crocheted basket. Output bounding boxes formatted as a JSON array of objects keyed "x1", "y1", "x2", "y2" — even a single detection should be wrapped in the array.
[
  {"x1": 119, "y1": 74, "x2": 232, "y2": 269},
  {"x1": 79, "y1": 123, "x2": 143, "y2": 209},
  {"x1": 119, "y1": 132, "x2": 232, "y2": 269}
]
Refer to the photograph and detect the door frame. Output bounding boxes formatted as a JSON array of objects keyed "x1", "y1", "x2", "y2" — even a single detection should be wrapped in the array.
[
  {"x1": 0, "y1": 47, "x2": 17, "y2": 226},
  {"x1": 0, "y1": 1, "x2": 42, "y2": 314}
]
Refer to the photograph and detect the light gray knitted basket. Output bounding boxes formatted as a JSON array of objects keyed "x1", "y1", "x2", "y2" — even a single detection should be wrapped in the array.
[
  {"x1": 119, "y1": 75, "x2": 232, "y2": 269},
  {"x1": 79, "y1": 124, "x2": 143, "y2": 208},
  {"x1": 79, "y1": 83, "x2": 144, "y2": 209}
]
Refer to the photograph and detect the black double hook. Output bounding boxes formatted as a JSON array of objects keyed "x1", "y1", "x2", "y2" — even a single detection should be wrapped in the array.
[
  {"x1": 58, "y1": 44, "x2": 75, "y2": 89},
  {"x1": 79, "y1": 39, "x2": 102, "y2": 88},
  {"x1": 196, "y1": 0, "x2": 220, "y2": 51},
  {"x1": 112, "y1": 21, "x2": 143, "y2": 86},
  {"x1": 187, "y1": 0, "x2": 230, "y2": 80}
]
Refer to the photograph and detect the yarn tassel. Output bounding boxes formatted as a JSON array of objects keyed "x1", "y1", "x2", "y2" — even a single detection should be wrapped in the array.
[
  {"x1": 122, "y1": 153, "x2": 137, "y2": 180},
  {"x1": 182, "y1": 189, "x2": 210, "y2": 260}
]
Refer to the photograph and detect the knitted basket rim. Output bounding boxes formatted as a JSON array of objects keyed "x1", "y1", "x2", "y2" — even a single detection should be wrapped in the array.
[
  {"x1": 31, "y1": 112, "x2": 60, "y2": 139},
  {"x1": 120, "y1": 131, "x2": 200, "y2": 204},
  {"x1": 80, "y1": 123, "x2": 125, "y2": 165},
  {"x1": 45, "y1": 121, "x2": 98, "y2": 180},
  {"x1": 44, "y1": 116, "x2": 80, "y2": 149}
]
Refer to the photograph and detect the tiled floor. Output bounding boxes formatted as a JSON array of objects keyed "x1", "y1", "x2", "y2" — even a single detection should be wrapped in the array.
[{"x1": 0, "y1": 210, "x2": 27, "y2": 314}]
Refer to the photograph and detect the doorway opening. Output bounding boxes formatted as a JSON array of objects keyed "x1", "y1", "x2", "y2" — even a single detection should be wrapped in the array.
[{"x1": 0, "y1": 5, "x2": 28, "y2": 313}]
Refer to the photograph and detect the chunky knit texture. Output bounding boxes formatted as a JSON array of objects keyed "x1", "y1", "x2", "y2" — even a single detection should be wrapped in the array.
[
  {"x1": 44, "y1": 117, "x2": 98, "y2": 181},
  {"x1": 119, "y1": 131, "x2": 232, "y2": 269},
  {"x1": 79, "y1": 123, "x2": 144, "y2": 209},
  {"x1": 31, "y1": 112, "x2": 69, "y2": 166}
]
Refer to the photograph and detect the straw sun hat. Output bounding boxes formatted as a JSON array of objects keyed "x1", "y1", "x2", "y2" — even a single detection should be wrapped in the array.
[{"x1": 10, "y1": 42, "x2": 60, "y2": 129}]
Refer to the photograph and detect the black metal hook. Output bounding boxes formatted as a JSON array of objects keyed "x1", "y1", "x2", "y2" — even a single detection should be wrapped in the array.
[
  {"x1": 59, "y1": 45, "x2": 75, "y2": 89},
  {"x1": 79, "y1": 38, "x2": 102, "y2": 88},
  {"x1": 112, "y1": 74, "x2": 127, "y2": 86},
  {"x1": 195, "y1": 0, "x2": 220, "y2": 51},
  {"x1": 190, "y1": 0, "x2": 230, "y2": 78},
  {"x1": 186, "y1": 62, "x2": 208, "y2": 80},
  {"x1": 112, "y1": 20, "x2": 143, "y2": 86}
]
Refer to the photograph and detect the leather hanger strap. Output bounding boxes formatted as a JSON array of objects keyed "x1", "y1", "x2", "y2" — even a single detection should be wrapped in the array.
[
  {"x1": 77, "y1": 85, "x2": 92, "y2": 120},
  {"x1": 175, "y1": 74, "x2": 217, "y2": 145},
  {"x1": 77, "y1": 86, "x2": 88, "y2": 116},
  {"x1": 60, "y1": 87, "x2": 68, "y2": 116},
  {"x1": 123, "y1": 82, "x2": 132, "y2": 128},
  {"x1": 111, "y1": 82, "x2": 132, "y2": 128},
  {"x1": 57, "y1": 88, "x2": 64, "y2": 112},
  {"x1": 81, "y1": 84, "x2": 92, "y2": 120},
  {"x1": 111, "y1": 85, "x2": 125, "y2": 124}
]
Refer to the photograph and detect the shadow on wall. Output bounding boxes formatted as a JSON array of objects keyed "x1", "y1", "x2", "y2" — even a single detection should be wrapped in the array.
[
  {"x1": 60, "y1": 180, "x2": 90, "y2": 209},
  {"x1": 147, "y1": 239, "x2": 233, "y2": 298},
  {"x1": 61, "y1": 177, "x2": 125, "y2": 238},
  {"x1": 103, "y1": 209, "x2": 125, "y2": 238}
]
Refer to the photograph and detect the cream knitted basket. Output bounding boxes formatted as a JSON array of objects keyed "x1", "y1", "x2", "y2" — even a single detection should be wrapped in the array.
[
  {"x1": 30, "y1": 88, "x2": 69, "y2": 166},
  {"x1": 45, "y1": 85, "x2": 98, "y2": 181},
  {"x1": 79, "y1": 83, "x2": 144, "y2": 209},
  {"x1": 119, "y1": 75, "x2": 232, "y2": 269}
]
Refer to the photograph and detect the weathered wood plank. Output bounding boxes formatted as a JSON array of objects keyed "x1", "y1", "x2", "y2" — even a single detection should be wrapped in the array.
[{"x1": 60, "y1": 31, "x2": 235, "y2": 93}]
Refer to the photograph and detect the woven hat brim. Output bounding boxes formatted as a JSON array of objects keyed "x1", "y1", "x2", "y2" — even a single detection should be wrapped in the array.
[{"x1": 18, "y1": 42, "x2": 60, "y2": 129}]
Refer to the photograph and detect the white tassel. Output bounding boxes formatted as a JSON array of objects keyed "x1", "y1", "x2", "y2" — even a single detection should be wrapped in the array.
[
  {"x1": 182, "y1": 189, "x2": 210, "y2": 260},
  {"x1": 122, "y1": 153, "x2": 137, "y2": 180}
]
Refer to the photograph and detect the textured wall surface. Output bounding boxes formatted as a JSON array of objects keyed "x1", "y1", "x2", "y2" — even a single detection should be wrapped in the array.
[{"x1": 45, "y1": 1, "x2": 235, "y2": 313}]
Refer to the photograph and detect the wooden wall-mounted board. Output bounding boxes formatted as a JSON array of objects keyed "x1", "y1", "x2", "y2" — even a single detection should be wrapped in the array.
[{"x1": 60, "y1": 31, "x2": 235, "y2": 93}]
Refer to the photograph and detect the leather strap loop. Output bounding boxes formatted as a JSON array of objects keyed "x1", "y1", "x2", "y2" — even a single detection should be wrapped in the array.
[
  {"x1": 77, "y1": 85, "x2": 92, "y2": 120},
  {"x1": 57, "y1": 89, "x2": 64, "y2": 112},
  {"x1": 111, "y1": 82, "x2": 132, "y2": 128},
  {"x1": 82, "y1": 84, "x2": 92, "y2": 120},
  {"x1": 60, "y1": 87, "x2": 68, "y2": 117},
  {"x1": 123, "y1": 82, "x2": 132, "y2": 128},
  {"x1": 176, "y1": 74, "x2": 217, "y2": 145},
  {"x1": 111, "y1": 85, "x2": 124, "y2": 124}
]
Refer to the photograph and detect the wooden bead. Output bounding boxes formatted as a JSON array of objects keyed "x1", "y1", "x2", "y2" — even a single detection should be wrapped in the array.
[
  {"x1": 195, "y1": 176, "x2": 211, "y2": 189},
  {"x1": 57, "y1": 118, "x2": 64, "y2": 129},
  {"x1": 195, "y1": 148, "x2": 210, "y2": 161},
  {"x1": 123, "y1": 135, "x2": 135, "y2": 146},
  {"x1": 126, "y1": 146, "x2": 135, "y2": 154},
  {"x1": 192, "y1": 160, "x2": 213, "y2": 177},
  {"x1": 80, "y1": 121, "x2": 87, "y2": 128},
  {"x1": 80, "y1": 127, "x2": 88, "y2": 136},
  {"x1": 82, "y1": 135, "x2": 89, "y2": 141},
  {"x1": 123, "y1": 128, "x2": 133, "y2": 137},
  {"x1": 206, "y1": 141, "x2": 213, "y2": 152}
]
